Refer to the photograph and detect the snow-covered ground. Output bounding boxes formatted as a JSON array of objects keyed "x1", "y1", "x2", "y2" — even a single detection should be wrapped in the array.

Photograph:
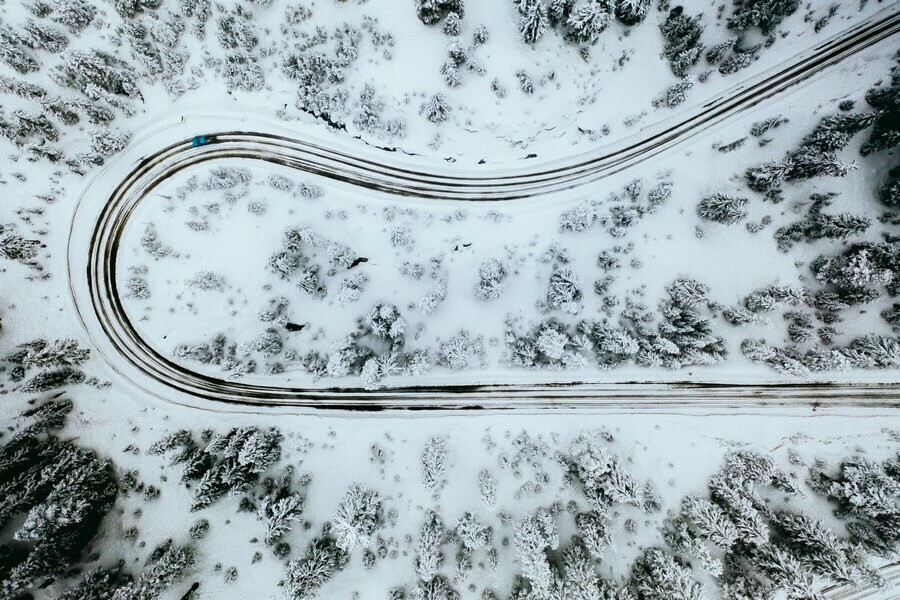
[{"x1": 0, "y1": 0, "x2": 897, "y2": 599}]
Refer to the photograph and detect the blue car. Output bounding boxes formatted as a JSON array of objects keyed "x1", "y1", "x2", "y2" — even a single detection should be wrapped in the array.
[{"x1": 191, "y1": 135, "x2": 213, "y2": 147}]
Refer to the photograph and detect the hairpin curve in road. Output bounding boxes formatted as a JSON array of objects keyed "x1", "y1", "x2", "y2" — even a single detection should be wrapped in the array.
[{"x1": 69, "y1": 7, "x2": 900, "y2": 411}]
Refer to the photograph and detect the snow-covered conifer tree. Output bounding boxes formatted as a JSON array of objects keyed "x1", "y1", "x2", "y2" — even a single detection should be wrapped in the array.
[
  {"x1": 629, "y1": 548, "x2": 702, "y2": 600},
  {"x1": 285, "y1": 535, "x2": 349, "y2": 599},
  {"x1": 415, "y1": 510, "x2": 446, "y2": 581},
  {"x1": 614, "y1": 0, "x2": 650, "y2": 26},
  {"x1": 519, "y1": 1, "x2": 548, "y2": 44},
  {"x1": 333, "y1": 484, "x2": 382, "y2": 552},
  {"x1": 727, "y1": 0, "x2": 800, "y2": 34},
  {"x1": 566, "y1": 0, "x2": 613, "y2": 45},
  {"x1": 421, "y1": 436, "x2": 448, "y2": 493},
  {"x1": 420, "y1": 93, "x2": 451, "y2": 123},
  {"x1": 547, "y1": 267, "x2": 583, "y2": 313},
  {"x1": 696, "y1": 193, "x2": 748, "y2": 225},
  {"x1": 514, "y1": 509, "x2": 559, "y2": 594}
]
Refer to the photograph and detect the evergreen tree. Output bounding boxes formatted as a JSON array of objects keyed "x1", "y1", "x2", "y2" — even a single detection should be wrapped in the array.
[
  {"x1": 474, "y1": 258, "x2": 509, "y2": 301},
  {"x1": 0, "y1": 27, "x2": 40, "y2": 74},
  {"x1": 415, "y1": 511, "x2": 446, "y2": 581},
  {"x1": 660, "y1": 7, "x2": 705, "y2": 78},
  {"x1": 420, "y1": 93, "x2": 451, "y2": 123},
  {"x1": 506, "y1": 318, "x2": 587, "y2": 370},
  {"x1": 111, "y1": 544, "x2": 194, "y2": 600},
  {"x1": 679, "y1": 496, "x2": 738, "y2": 549},
  {"x1": 744, "y1": 158, "x2": 790, "y2": 199},
  {"x1": 443, "y1": 12, "x2": 462, "y2": 36},
  {"x1": 257, "y1": 467, "x2": 305, "y2": 546},
  {"x1": 753, "y1": 545, "x2": 816, "y2": 599},
  {"x1": 421, "y1": 436, "x2": 447, "y2": 493},
  {"x1": 566, "y1": 430, "x2": 653, "y2": 510},
  {"x1": 285, "y1": 535, "x2": 349, "y2": 599},
  {"x1": 547, "y1": 267, "x2": 583, "y2": 313},
  {"x1": 514, "y1": 509, "x2": 559, "y2": 595},
  {"x1": 771, "y1": 511, "x2": 878, "y2": 586},
  {"x1": 656, "y1": 78, "x2": 693, "y2": 108},
  {"x1": 629, "y1": 548, "x2": 702, "y2": 600},
  {"x1": 410, "y1": 575, "x2": 459, "y2": 600},
  {"x1": 519, "y1": 1, "x2": 548, "y2": 44},
  {"x1": 332, "y1": 484, "x2": 382, "y2": 552},
  {"x1": 416, "y1": 0, "x2": 465, "y2": 26},
  {"x1": 810, "y1": 241, "x2": 897, "y2": 295},
  {"x1": 437, "y1": 330, "x2": 484, "y2": 370},
  {"x1": 53, "y1": 0, "x2": 98, "y2": 33},
  {"x1": 880, "y1": 165, "x2": 899, "y2": 207},
  {"x1": 706, "y1": 37, "x2": 738, "y2": 64},
  {"x1": 0, "y1": 74, "x2": 46, "y2": 99},
  {"x1": 548, "y1": 0, "x2": 575, "y2": 26},
  {"x1": 548, "y1": 543, "x2": 626, "y2": 599},
  {"x1": 614, "y1": 0, "x2": 650, "y2": 26},
  {"x1": 22, "y1": 19, "x2": 69, "y2": 53},
  {"x1": 802, "y1": 113, "x2": 878, "y2": 153},
  {"x1": 57, "y1": 49, "x2": 142, "y2": 101},
  {"x1": 560, "y1": 200, "x2": 597, "y2": 232},
  {"x1": 113, "y1": 0, "x2": 161, "y2": 18},
  {"x1": 149, "y1": 427, "x2": 283, "y2": 511},
  {"x1": 696, "y1": 193, "x2": 748, "y2": 225},
  {"x1": 0, "y1": 229, "x2": 44, "y2": 266},
  {"x1": 743, "y1": 284, "x2": 807, "y2": 313},
  {"x1": 842, "y1": 335, "x2": 899, "y2": 369},
  {"x1": 6, "y1": 338, "x2": 90, "y2": 369},
  {"x1": 808, "y1": 454, "x2": 900, "y2": 555},
  {"x1": 60, "y1": 566, "x2": 124, "y2": 600},
  {"x1": 774, "y1": 194, "x2": 870, "y2": 252},
  {"x1": 784, "y1": 146, "x2": 856, "y2": 181},
  {"x1": 88, "y1": 129, "x2": 131, "y2": 156},
  {"x1": 653, "y1": 450, "x2": 889, "y2": 597},
  {"x1": 566, "y1": 0, "x2": 613, "y2": 45},
  {"x1": 664, "y1": 518, "x2": 723, "y2": 577},
  {"x1": 727, "y1": 0, "x2": 800, "y2": 34},
  {"x1": 861, "y1": 63, "x2": 900, "y2": 155},
  {"x1": 745, "y1": 111, "x2": 871, "y2": 200},
  {"x1": 718, "y1": 50, "x2": 753, "y2": 76},
  {"x1": 19, "y1": 367, "x2": 86, "y2": 393},
  {"x1": 576, "y1": 510, "x2": 613, "y2": 559},
  {"x1": 0, "y1": 400, "x2": 118, "y2": 598}
]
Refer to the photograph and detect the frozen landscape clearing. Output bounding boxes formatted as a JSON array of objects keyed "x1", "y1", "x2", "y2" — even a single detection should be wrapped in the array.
[{"x1": 0, "y1": 0, "x2": 898, "y2": 599}]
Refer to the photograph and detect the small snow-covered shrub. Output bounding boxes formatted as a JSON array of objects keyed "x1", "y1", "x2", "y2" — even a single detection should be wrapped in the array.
[
  {"x1": 421, "y1": 436, "x2": 447, "y2": 492},
  {"x1": 187, "y1": 271, "x2": 225, "y2": 291},
  {"x1": 478, "y1": 469, "x2": 498, "y2": 509},
  {"x1": 418, "y1": 277, "x2": 448, "y2": 315},
  {"x1": 547, "y1": 267, "x2": 582, "y2": 313},
  {"x1": 473, "y1": 258, "x2": 508, "y2": 301},
  {"x1": 438, "y1": 331, "x2": 484, "y2": 370},
  {"x1": 420, "y1": 93, "x2": 451, "y2": 123},
  {"x1": 335, "y1": 273, "x2": 367, "y2": 307},
  {"x1": 559, "y1": 201, "x2": 596, "y2": 232},
  {"x1": 390, "y1": 225, "x2": 412, "y2": 247}
]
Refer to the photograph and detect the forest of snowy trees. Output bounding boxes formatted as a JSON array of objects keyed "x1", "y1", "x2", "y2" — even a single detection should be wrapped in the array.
[
  {"x1": 0, "y1": 0, "x2": 897, "y2": 598},
  {"x1": 2, "y1": 395, "x2": 898, "y2": 599}
]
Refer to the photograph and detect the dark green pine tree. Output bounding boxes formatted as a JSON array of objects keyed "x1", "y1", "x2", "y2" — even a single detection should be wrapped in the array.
[{"x1": 861, "y1": 64, "x2": 900, "y2": 156}]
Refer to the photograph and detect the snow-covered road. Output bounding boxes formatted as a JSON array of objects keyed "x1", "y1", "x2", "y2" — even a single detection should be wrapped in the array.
[{"x1": 68, "y1": 7, "x2": 900, "y2": 410}]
